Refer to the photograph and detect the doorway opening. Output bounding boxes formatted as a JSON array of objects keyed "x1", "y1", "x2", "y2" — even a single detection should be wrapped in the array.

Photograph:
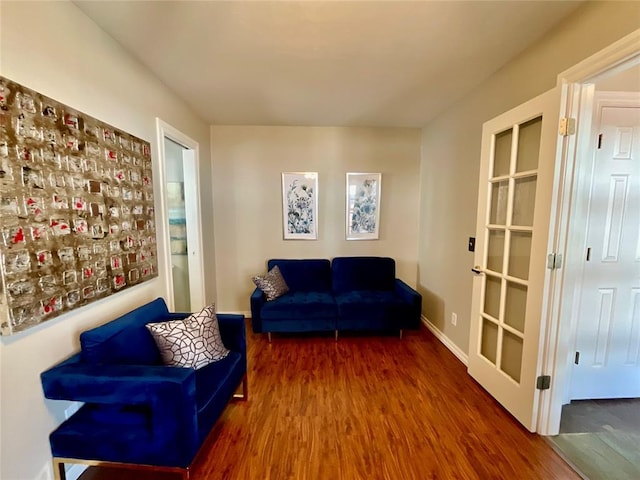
[
  {"x1": 156, "y1": 119, "x2": 205, "y2": 312},
  {"x1": 165, "y1": 138, "x2": 192, "y2": 311},
  {"x1": 537, "y1": 30, "x2": 640, "y2": 435},
  {"x1": 544, "y1": 43, "x2": 640, "y2": 480}
]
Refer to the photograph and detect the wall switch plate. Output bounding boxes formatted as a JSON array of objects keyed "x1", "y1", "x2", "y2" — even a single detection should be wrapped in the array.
[
  {"x1": 468, "y1": 237, "x2": 475, "y2": 252},
  {"x1": 451, "y1": 312, "x2": 457, "y2": 326}
]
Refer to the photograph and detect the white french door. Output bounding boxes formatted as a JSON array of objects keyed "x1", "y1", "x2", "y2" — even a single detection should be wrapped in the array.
[{"x1": 468, "y1": 88, "x2": 562, "y2": 432}]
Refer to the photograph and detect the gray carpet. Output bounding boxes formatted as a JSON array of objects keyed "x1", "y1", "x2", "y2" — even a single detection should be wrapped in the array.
[{"x1": 549, "y1": 399, "x2": 640, "y2": 480}]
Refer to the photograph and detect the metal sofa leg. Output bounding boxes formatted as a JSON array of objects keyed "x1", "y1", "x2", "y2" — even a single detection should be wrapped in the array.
[
  {"x1": 52, "y1": 457, "x2": 191, "y2": 479},
  {"x1": 267, "y1": 332, "x2": 272, "y2": 343},
  {"x1": 233, "y1": 374, "x2": 249, "y2": 400},
  {"x1": 242, "y1": 374, "x2": 249, "y2": 400},
  {"x1": 335, "y1": 330, "x2": 338, "y2": 341},
  {"x1": 399, "y1": 329, "x2": 403, "y2": 340},
  {"x1": 53, "y1": 459, "x2": 66, "y2": 480}
]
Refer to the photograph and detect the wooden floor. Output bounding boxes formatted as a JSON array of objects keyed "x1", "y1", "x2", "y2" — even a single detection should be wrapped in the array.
[
  {"x1": 549, "y1": 399, "x2": 640, "y2": 480},
  {"x1": 80, "y1": 323, "x2": 578, "y2": 480}
]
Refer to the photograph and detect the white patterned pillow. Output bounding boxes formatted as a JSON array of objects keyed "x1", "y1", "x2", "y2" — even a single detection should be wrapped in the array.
[
  {"x1": 145, "y1": 304, "x2": 230, "y2": 370},
  {"x1": 252, "y1": 265, "x2": 289, "y2": 301}
]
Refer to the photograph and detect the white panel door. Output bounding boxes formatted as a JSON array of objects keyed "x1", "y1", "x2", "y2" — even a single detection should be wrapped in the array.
[
  {"x1": 570, "y1": 102, "x2": 640, "y2": 399},
  {"x1": 469, "y1": 88, "x2": 561, "y2": 432}
]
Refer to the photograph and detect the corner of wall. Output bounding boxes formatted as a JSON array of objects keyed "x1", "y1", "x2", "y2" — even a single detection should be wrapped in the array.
[{"x1": 421, "y1": 315, "x2": 468, "y2": 366}]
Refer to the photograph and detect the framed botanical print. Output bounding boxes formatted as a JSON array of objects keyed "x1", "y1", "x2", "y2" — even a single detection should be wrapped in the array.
[
  {"x1": 346, "y1": 172, "x2": 381, "y2": 240},
  {"x1": 281, "y1": 172, "x2": 318, "y2": 240}
]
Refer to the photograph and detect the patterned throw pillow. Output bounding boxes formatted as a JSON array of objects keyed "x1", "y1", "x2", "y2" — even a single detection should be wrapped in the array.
[
  {"x1": 252, "y1": 265, "x2": 289, "y2": 301},
  {"x1": 146, "y1": 304, "x2": 230, "y2": 370}
]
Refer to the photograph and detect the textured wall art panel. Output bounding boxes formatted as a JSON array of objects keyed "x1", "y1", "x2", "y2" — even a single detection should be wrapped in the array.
[{"x1": 0, "y1": 76, "x2": 158, "y2": 335}]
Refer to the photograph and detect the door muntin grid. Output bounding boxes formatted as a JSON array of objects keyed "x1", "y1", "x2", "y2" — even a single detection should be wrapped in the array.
[{"x1": 479, "y1": 116, "x2": 542, "y2": 384}]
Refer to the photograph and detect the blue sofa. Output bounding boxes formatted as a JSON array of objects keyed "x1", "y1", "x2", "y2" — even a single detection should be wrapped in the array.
[
  {"x1": 40, "y1": 298, "x2": 247, "y2": 480},
  {"x1": 251, "y1": 257, "x2": 421, "y2": 340},
  {"x1": 250, "y1": 258, "x2": 337, "y2": 337}
]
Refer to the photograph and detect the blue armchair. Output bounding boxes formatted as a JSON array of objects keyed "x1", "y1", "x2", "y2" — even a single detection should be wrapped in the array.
[{"x1": 41, "y1": 298, "x2": 247, "y2": 480}]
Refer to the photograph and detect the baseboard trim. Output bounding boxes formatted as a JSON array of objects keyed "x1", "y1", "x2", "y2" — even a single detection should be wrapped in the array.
[
  {"x1": 219, "y1": 310, "x2": 250, "y2": 317},
  {"x1": 67, "y1": 464, "x2": 87, "y2": 480},
  {"x1": 421, "y1": 315, "x2": 468, "y2": 366}
]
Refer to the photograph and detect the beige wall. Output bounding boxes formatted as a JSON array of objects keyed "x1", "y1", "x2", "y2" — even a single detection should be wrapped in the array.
[
  {"x1": 1, "y1": 1, "x2": 638, "y2": 479},
  {"x1": 0, "y1": 2, "x2": 213, "y2": 479},
  {"x1": 418, "y1": 1, "x2": 640, "y2": 353},
  {"x1": 211, "y1": 126, "x2": 422, "y2": 312}
]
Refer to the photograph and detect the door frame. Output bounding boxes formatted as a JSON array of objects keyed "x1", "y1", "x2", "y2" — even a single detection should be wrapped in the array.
[
  {"x1": 155, "y1": 118, "x2": 206, "y2": 311},
  {"x1": 536, "y1": 29, "x2": 640, "y2": 435}
]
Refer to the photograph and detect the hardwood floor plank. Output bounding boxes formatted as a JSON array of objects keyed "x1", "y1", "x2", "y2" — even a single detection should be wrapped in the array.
[{"x1": 79, "y1": 324, "x2": 578, "y2": 480}]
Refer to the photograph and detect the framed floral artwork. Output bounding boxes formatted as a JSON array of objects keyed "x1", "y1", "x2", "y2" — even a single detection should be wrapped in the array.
[
  {"x1": 346, "y1": 172, "x2": 381, "y2": 240},
  {"x1": 282, "y1": 172, "x2": 318, "y2": 240}
]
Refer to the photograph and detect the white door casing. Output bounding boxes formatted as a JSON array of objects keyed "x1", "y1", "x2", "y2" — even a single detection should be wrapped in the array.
[
  {"x1": 155, "y1": 118, "x2": 205, "y2": 312},
  {"x1": 182, "y1": 149, "x2": 204, "y2": 310},
  {"x1": 569, "y1": 96, "x2": 640, "y2": 399},
  {"x1": 468, "y1": 87, "x2": 562, "y2": 432}
]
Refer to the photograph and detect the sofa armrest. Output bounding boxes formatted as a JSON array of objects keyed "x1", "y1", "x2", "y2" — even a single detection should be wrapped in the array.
[
  {"x1": 41, "y1": 356, "x2": 200, "y2": 464},
  {"x1": 395, "y1": 279, "x2": 422, "y2": 319},
  {"x1": 217, "y1": 314, "x2": 246, "y2": 366},
  {"x1": 250, "y1": 288, "x2": 266, "y2": 333},
  {"x1": 41, "y1": 358, "x2": 196, "y2": 405}
]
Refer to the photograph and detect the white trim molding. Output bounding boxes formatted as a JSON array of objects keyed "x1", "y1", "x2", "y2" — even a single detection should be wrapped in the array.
[
  {"x1": 421, "y1": 315, "x2": 468, "y2": 366},
  {"x1": 220, "y1": 310, "x2": 250, "y2": 318},
  {"x1": 67, "y1": 464, "x2": 87, "y2": 480},
  {"x1": 558, "y1": 29, "x2": 640, "y2": 84},
  {"x1": 155, "y1": 118, "x2": 205, "y2": 312}
]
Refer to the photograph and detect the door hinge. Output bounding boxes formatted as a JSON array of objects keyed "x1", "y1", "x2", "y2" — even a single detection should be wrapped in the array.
[
  {"x1": 547, "y1": 253, "x2": 563, "y2": 270},
  {"x1": 597, "y1": 133, "x2": 603, "y2": 149},
  {"x1": 574, "y1": 351, "x2": 580, "y2": 365},
  {"x1": 559, "y1": 117, "x2": 576, "y2": 136},
  {"x1": 536, "y1": 375, "x2": 551, "y2": 390}
]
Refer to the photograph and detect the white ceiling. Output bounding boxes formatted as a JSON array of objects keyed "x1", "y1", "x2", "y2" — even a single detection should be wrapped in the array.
[{"x1": 74, "y1": 0, "x2": 583, "y2": 127}]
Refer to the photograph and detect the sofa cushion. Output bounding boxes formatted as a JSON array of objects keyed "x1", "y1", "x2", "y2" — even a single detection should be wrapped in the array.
[
  {"x1": 194, "y1": 351, "x2": 242, "y2": 413},
  {"x1": 194, "y1": 351, "x2": 244, "y2": 442},
  {"x1": 332, "y1": 257, "x2": 396, "y2": 293},
  {"x1": 252, "y1": 265, "x2": 289, "y2": 301},
  {"x1": 267, "y1": 259, "x2": 332, "y2": 292},
  {"x1": 146, "y1": 304, "x2": 230, "y2": 370},
  {"x1": 80, "y1": 298, "x2": 169, "y2": 365},
  {"x1": 260, "y1": 291, "x2": 337, "y2": 321},
  {"x1": 49, "y1": 405, "x2": 154, "y2": 464},
  {"x1": 335, "y1": 290, "x2": 411, "y2": 322}
]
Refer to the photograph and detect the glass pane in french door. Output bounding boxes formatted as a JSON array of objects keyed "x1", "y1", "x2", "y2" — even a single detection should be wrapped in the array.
[
  {"x1": 487, "y1": 230, "x2": 505, "y2": 273},
  {"x1": 493, "y1": 128, "x2": 513, "y2": 177},
  {"x1": 479, "y1": 116, "x2": 542, "y2": 383}
]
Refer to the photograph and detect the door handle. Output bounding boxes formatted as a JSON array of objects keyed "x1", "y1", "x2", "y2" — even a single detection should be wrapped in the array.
[{"x1": 471, "y1": 266, "x2": 484, "y2": 275}]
